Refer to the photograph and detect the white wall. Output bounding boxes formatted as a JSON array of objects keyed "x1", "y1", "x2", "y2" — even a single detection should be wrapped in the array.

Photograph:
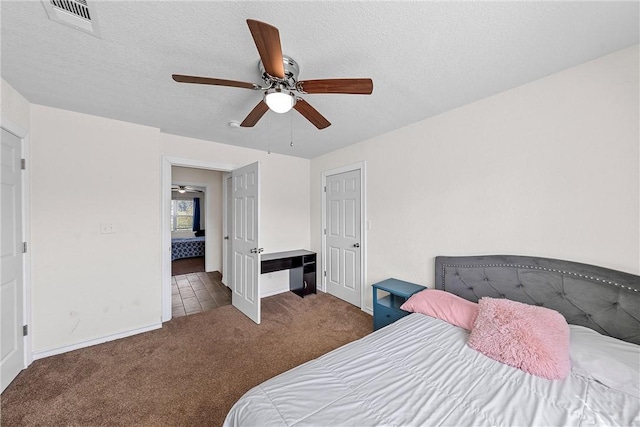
[
  {"x1": 29, "y1": 105, "x2": 162, "y2": 354},
  {"x1": 161, "y1": 134, "x2": 311, "y2": 255},
  {"x1": 2, "y1": 79, "x2": 30, "y2": 129},
  {"x1": 22, "y1": 107, "x2": 310, "y2": 354},
  {"x1": 20, "y1": 105, "x2": 310, "y2": 355},
  {"x1": 171, "y1": 166, "x2": 223, "y2": 272},
  {"x1": 311, "y1": 46, "x2": 640, "y2": 312},
  {"x1": 161, "y1": 133, "x2": 311, "y2": 296}
]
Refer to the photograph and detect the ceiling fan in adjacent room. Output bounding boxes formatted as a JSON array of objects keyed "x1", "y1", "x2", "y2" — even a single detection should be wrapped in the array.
[
  {"x1": 171, "y1": 185, "x2": 203, "y2": 194},
  {"x1": 172, "y1": 19, "x2": 373, "y2": 130}
]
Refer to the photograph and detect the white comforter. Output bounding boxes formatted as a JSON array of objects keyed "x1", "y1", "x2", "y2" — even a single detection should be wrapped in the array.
[{"x1": 224, "y1": 314, "x2": 640, "y2": 426}]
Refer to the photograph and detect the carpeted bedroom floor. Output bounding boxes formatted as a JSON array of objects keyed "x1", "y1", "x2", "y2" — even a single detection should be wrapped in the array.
[{"x1": 0, "y1": 291, "x2": 372, "y2": 426}]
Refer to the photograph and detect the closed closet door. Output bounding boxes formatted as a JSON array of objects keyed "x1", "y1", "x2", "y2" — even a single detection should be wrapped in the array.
[{"x1": 325, "y1": 170, "x2": 361, "y2": 307}]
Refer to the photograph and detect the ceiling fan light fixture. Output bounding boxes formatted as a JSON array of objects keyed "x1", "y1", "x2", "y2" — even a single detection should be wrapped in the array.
[
  {"x1": 264, "y1": 88, "x2": 295, "y2": 113},
  {"x1": 178, "y1": 186, "x2": 186, "y2": 193},
  {"x1": 172, "y1": 20, "x2": 373, "y2": 129}
]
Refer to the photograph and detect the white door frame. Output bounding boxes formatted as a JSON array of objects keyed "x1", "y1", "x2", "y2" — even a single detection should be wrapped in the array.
[
  {"x1": 321, "y1": 161, "x2": 367, "y2": 311},
  {"x1": 161, "y1": 156, "x2": 236, "y2": 322},
  {"x1": 1, "y1": 117, "x2": 32, "y2": 368},
  {"x1": 222, "y1": 172, "x2": 232, "y2": 287}
]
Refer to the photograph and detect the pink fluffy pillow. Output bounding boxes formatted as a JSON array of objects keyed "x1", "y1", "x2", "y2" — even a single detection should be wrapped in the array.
[
  {"x1": 400, "y1": 289, "x2": 478, "y2": 331},
  {"x1": 468, "y1": 298, "x2": 570, "y2": 380}
]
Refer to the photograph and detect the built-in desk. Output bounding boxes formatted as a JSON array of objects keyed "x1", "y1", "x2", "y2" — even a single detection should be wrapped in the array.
[{"x1": 261, "y1": 250, "x2": 316, "y2": 297}]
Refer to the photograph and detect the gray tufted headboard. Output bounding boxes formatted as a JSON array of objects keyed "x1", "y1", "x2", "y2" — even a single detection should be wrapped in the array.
[{"x1": 435, "y1": 255, "x2": 640, "y2": 345}]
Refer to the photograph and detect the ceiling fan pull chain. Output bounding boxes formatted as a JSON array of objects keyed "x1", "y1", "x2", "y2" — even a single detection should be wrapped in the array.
[
  {"x1": 267, "y1": 112, "x2": 272, "y2": 154},
  {"x1": 290, "y1": 113, "x2": 294, "y2": 147}
]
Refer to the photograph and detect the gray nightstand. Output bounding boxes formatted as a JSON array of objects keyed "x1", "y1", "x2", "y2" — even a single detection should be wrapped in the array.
[{"x1": 372, "y1": 278, "x2": 426, "y2": 330}]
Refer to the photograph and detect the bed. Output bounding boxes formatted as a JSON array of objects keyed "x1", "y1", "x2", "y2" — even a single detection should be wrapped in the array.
[
  {"x1": 224, "y1": 255, "x2": 640, "y2": 426},
  {"x1": 171, "y1": 236, "x2": 205, "y2": 261}
]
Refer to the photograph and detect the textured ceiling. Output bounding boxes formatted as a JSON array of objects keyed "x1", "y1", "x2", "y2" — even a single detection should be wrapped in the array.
[{"x1": 2, "y1": 1, "x2": 638, "y2": 159}]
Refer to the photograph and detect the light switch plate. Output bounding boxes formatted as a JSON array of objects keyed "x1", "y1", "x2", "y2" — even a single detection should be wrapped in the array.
[{"x1": 100, "y1": 222, "x2": 116, "y2": 234}]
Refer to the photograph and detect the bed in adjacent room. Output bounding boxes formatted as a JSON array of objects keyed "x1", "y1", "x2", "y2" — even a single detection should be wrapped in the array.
[
  {"x1": 224, "y1": 255, "x2": 640, "y2": 426},
  {"x1": 171, "y1": 236, "x2": 205, "y2": 261}
]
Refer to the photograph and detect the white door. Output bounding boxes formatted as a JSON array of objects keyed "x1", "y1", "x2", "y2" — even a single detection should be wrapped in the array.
[
  {"x1": 222, "y1": 173, "x2": 232, "y2": 287},
  {"x1": 231, "y1": 162, "x2": 261, "y2": 324},
  {"x1": 1, "y1": 128, "x2": 24, "y2": 392},
  {"x1": 325, "y1": 169, "x2": 361, "y2": 307}
]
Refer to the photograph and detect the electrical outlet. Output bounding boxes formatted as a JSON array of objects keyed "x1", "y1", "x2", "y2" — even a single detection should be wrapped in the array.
[{"x1": 100, "y1": 222, "x2": 116, "y2": 234}]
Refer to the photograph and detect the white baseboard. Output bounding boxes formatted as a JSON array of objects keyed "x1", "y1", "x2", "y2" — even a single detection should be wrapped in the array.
[{"x1": 32, "y1": 323, "x2": 162, "y2": 360}]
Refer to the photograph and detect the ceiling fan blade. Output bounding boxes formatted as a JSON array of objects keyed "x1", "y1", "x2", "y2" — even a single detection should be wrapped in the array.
[
  {"x1": 240, "y1": 100, "x2": 270, "y2": 127},
  {"x1": 246, "y1": 19, "x2": 285, "y2": 79},
  {"x1": 293, "y1": 99, "x2": 331, "y2": 129},
  {"x1": 172, "y1": 74, "x2": 259, "y2": 90},
  {"x1": 297, "y1": 78, "x2": 373, "y2": 95}
]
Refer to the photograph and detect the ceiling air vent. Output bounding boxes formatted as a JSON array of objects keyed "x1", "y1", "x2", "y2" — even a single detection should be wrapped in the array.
[{"x1": 42, "y1": 0, "x2": 100, "y2": 37}]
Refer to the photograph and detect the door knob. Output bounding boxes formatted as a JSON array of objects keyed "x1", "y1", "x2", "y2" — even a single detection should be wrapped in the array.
[{"x1": 353, "y1": 243, "x2": 360, "y2": 248}]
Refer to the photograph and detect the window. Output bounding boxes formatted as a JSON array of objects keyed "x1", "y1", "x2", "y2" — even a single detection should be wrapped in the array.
[{"x1": 171, "y1": 199, "x2": 194, "y2": 231}]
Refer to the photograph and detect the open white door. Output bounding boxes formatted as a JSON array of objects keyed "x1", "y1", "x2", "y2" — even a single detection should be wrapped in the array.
[
  {"x1": 1, "y1": 128, "x2": 24, "y2": 392},
  {"x1": 231, "y1": 162, "x2": 261, "y2": 324}
]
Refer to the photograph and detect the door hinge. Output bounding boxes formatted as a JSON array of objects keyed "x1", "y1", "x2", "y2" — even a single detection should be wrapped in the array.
[
  {"x1": 324, "y1": 271, "x2": 327, "y2": 277},
  {"x1": 323, "y1": 229, "x2": 326, "y2": 235},
  {"x1": 21, "y1": 159, "x2": 26, "y2": 170},
  {"x1": 22, "y1": 242, "x2": 27, "y2": 253},
  {"x1": 23, "y1": 325, "x2": 28, "y2": 336},
  {"x1": 324, "y1": 186, "x2": 326, "y2": 192}
]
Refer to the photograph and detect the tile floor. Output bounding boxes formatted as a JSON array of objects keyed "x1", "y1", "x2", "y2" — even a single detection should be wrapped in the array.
[{"x1": 171, "y1": 271, "x2": 232, "y2": 317}]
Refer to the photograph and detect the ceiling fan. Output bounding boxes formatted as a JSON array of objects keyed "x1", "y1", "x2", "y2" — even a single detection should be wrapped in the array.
[
  {"x1": 172, "y1": 19, "x2": 373, "y2": 130},
  {"x1": 171, "y1": 185, "x2": 203, "y2": 194}
]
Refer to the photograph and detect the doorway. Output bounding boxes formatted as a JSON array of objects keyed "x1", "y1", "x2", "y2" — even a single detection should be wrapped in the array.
[
  {"x1": 161, "y1": 157, "x2": 262, "y2": 324},
  {"x1": 162, "y1": 158, "x2": 234, "y2": 322},
  {"x1": 169, "y1": 172, "x2": 230, "y2": 317},
  {"x1": 321, "y1": 162, "x2": 366, "y2": 309}
]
